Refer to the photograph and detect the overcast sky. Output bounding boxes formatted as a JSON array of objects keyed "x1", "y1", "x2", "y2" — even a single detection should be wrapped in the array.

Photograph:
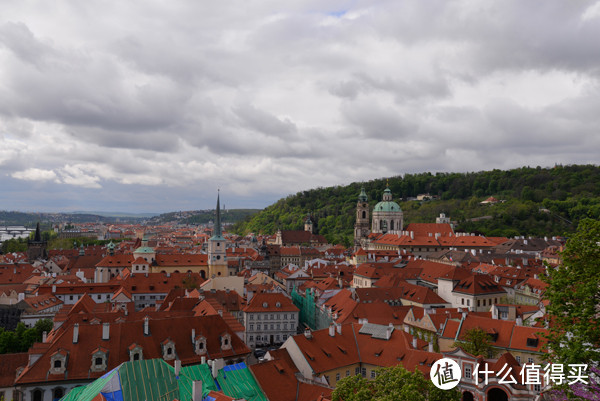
[{"x1": 1, "y1": 1, "x2": 599, "y2": 213}]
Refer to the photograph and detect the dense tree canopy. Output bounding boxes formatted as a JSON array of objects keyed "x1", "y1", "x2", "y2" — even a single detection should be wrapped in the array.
[
  {"x1": 542, "y1": 218, "x2": 600, "y2": 366},
  {"x1": 0, "y1": 319, "x2": 53, "y2": 354},
  {"x1": 332, "y1": 365, "x2": 461, "y2": 401},
  {"x1": 233, "y1": 165, "x2": 600, "y2": 244}
]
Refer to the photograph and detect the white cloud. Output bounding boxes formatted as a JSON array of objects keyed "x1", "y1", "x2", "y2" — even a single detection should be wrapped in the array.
[
  {"x1": 0, "y1": 0, "x2": 598, "y2": 212},
  {"x1": 582, "y1": 1, "x2": 600, "y2": 21},
  {"x1": 12, "y1": 168, "x2": 58, "y2": 182}
]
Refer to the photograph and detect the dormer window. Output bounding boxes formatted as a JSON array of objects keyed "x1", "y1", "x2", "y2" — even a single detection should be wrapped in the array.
[
  {"x1": 90, "y1": 348, "x2": 108, "y2": 372},
  {"x1": 50, "y1": 350, "x2": 68, "y2": 375},
  {"x1": 129, "y1": 344, "x2": 143, "y2": 362},
  {"x1": 220, "y1": 333, "x2": 232, "y2": 351},
  {"x1": 162, "y1": 339, "x2": 176, "y2": 361},
  {"x1": 194, "y1": 336, "x2": 207, "y2": 355}
]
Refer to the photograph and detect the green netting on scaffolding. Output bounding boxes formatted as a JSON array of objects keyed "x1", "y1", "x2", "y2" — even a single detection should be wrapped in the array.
[
  {"x1": 119, "y1": 359, "x2": 180, "y2": 401},
  {"x1": 216, "y1": 363, "x2": 268, "y2": 401},
  {"x1": 291, "y1": 287, "x2": 317, "y2": 329},
  {"x1": 59, "y1": 369, "x2": 115, "y2": 401},
  {"x1": 178, "y1": 363, "x2": 219, "y2": 400}
]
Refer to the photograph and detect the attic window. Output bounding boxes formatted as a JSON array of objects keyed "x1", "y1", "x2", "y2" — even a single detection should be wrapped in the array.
[
  {"x1": 526, "y1": 338, "x2": 539, "y2": 347},
  {"x1": 276, "y1": 302, "x2": 281, "y2": 308},
  {"x1": 54, "y1": 360, "x2": 62, "y2": 368},
  {"x1": 263, "y1": 302, "x2": 268, "y2": 308}
]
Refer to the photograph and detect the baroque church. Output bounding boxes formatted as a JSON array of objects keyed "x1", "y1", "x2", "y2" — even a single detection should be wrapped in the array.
[{"x1": 354, "y1": 185, "x2": 404, "y2": 249}]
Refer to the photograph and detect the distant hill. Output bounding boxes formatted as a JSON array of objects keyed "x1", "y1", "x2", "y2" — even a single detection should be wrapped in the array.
[
  {"x1": 232, "y1": 165, "x2": 600, "y2": 245},
  {"x1": 150, "y1": 209, "x2": 261, "y2": 225},
  {"x1": 0, "y1": 211, "x2": 126, "y2": 227}
]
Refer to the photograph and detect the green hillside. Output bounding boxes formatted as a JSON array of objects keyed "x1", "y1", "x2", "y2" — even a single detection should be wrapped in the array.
[{"x1": 232, "y1": 165, "x2": 600, "y2": 245}]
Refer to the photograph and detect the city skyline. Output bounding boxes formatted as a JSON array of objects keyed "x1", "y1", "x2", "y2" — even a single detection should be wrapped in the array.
[{"x1": 1, "y1": 1, "x2": 600, "y2": 213}]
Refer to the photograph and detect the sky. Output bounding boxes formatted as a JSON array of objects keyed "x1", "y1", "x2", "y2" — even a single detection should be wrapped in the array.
[{"x1": 1, "y1": 1, "x2": 600, "y2": 213}]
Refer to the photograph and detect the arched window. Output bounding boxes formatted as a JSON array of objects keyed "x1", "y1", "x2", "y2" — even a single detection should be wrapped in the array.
[
  {"x1": 390, "y1": 220, "x2": 394, "y2": 230},
  {"x1": 53, "y1": 388, "x2": 64, "y2": 400},
  {"x1": 362, "y1": 211, "x2": 366, "y2": 219}
]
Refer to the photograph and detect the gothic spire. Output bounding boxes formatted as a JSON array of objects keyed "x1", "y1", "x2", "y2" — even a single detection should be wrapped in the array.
[
  {"x1": 34, "y1": 222, "x2": 41, "y2": 242},
  {"x1": 211, "y1": 190, "x2": 224, "y2": 240}
]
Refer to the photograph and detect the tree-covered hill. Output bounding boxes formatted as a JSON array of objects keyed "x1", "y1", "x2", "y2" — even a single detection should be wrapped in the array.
[{"x1": 232, "y1": 165, "x2": 600, "y2": 245}]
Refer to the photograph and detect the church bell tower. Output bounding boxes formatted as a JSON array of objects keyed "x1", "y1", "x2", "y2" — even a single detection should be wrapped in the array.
[
  {"x1": 208, "y1": 191, "x2": 228, "y2": 277},
  {"x1": 354, "y1": 187, "x2": 370, "y2": 249}
]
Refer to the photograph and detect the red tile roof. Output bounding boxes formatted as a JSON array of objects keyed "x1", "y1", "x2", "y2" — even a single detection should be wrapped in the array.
[
  {"x1": 243, "y1": 293, "x2": 299, "y2": 313},
  {"x1": 0, "y1": 352, "x2": 28, "y2": 387},
  {"x1": 16, "y1": 314, "x2": 250, "y2": 385}
]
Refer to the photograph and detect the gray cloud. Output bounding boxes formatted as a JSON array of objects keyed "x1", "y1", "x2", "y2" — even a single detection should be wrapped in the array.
[{"x1": 0, "y1": 0, "x2": 598, "y2": 212}]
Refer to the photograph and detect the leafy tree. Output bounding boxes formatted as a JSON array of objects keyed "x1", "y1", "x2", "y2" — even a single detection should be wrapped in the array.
[
  {"x1": 332, "y1": 365, "x2": 460, "y2": 401},
  {"x1": 1, "y1": 237, "x2": 28, "y2": 253},
  {"x1": 0, "y1": 319, "x2": 53, "y2": 354},
  {"x1": 452, "y1": 327, "x2": 495, "y2": 358},
  {"x1": 542, "y1": 218, "x2": 600, "y2": 367}
]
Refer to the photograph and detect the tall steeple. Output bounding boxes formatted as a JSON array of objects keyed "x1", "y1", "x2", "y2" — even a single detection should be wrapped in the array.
[
  {"x1": 208, "y1": 190, "x2": 228, "y2": 278},
  {"x1": 34, "y1": 222, "x2": 41, "y2": 242},
  {"x1": 211, "y1": 190, "x2": 223, "y2": 240}
]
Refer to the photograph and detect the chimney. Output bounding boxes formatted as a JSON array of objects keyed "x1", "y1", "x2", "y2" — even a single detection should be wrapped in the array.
[
  {"x1": 516, "y1": 316, "x2": 523, "y2": 326},
  {"x1": 73, "y1": 323, "x2": 79, "y2": 344},
  {"x1": 102, "y1": 322, "x2": 110, "y2": 340},
  {"x1": 191, "y1": 328, "x2": 196, "y2": 344},
  {"x1": 192, "y1": 380, "x2": 203, "y2": 401},
  {"x1": 174, "y1": 359, "x2": 181, "y2": 376},
  {"x1": 428, "y1": 342, "x2": 434, "y2": 353},
  {"x1": 304, "y1": 328, "x2": 312, "y2": 339},
  {"x1": 42, "y1": 331, "x2": 47, "y2": 343},
  {"x1": 410, "y1": 231, "x2": 414, "y2": 239},
  {"x1": 52, "y1": 285, "x2": 56, "y2": 293},
  {"x1": 201, "y1": 356, "x2": 206, "y2": 364},
  {"x1": 336, "y1": 323, "x2": 342, "y2": 335},
  {"x1": 144, "y1": 317, "x2": 150, "y2": 335},
  {"x1": 329, "y1": 324, "x2": 335, "y2": 337},
  {"x1": 412, "y1": 337, "x2": 417, "y2": 349},
  {"x1": 211, "y1": 360, "x2": 218, "y2": 378}
]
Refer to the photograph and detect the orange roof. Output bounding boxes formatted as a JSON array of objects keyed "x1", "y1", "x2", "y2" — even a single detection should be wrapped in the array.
[
  {"x1": 404, "y1": 223, "x2": 454, "y2": 237},
  {"x1": 16, "y1": 314, "x2": 250, "y2": 385},
  {"x1": 243, "y1": 293, "x2": 299, "y2": 313},
  {"x1": 251, "y1": 348, "x2": 332, "y2": 401},
  {"x1": 0, "y1": 352, "x2": 28, "y2": 387},
  {"x1": 22, "y1": 293, "x2": 63, "y2": 312},
  {"x1": 452, "y1": 274, "x2": 506, "y2": 296}
]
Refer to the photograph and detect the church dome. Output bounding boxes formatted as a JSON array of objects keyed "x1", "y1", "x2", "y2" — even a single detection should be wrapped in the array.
[
  {"x1": 373, "y1": 200, "x2": 402, "y2": 212},
  {"x1": 373, "y1": 187, "x2": 402, "y2": 213}
]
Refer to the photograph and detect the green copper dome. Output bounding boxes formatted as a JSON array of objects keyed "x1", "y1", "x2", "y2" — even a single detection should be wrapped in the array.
[
  {"x1": 358, "y1": 187, "x2": 368, "y2": 202},
  {"x1": 373, "y1": 186, "x2": 401, "y2": 212},
  {"x1": 134, "y1": 246, "x2": 155, "y2": 254},
  {"x1": 373, "y1": 200, "x2": 402, "y2": 212}
]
